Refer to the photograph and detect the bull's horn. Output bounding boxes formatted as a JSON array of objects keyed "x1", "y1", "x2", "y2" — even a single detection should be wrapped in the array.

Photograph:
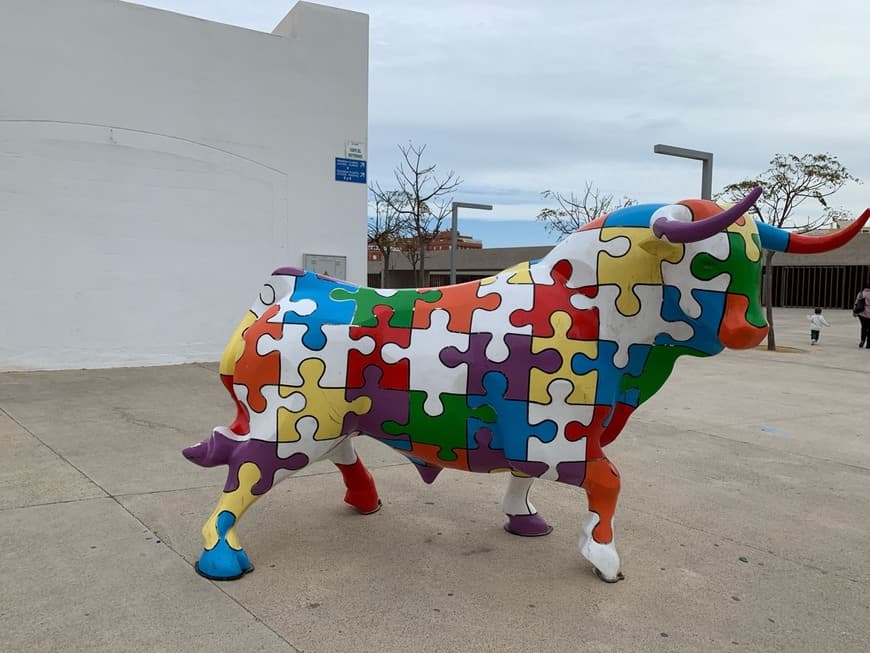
[
  {"x1": 757, "y1": 208, "x2": 870, "y2": 253},
  {"x1": 653, "y1": 186, "x2": 763, "y2": 243}
]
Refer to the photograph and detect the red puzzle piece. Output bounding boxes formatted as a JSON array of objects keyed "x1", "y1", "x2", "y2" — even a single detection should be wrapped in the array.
[
  {"x1": 347, "y1": 305, "x2": 410, "y2": 390},
  {"x1": 509, "y1": 259, "x2": 598, "y2": 338}
]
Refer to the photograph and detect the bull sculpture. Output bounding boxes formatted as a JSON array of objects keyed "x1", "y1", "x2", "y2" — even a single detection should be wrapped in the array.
[{"x1": 184, "y1": 187, "x2": 869, "y2": 582}]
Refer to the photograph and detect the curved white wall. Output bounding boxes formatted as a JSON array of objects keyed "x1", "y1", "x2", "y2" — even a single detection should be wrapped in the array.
[{"x1": 0, "y1": 0, "x2": 369, "y2": 370}]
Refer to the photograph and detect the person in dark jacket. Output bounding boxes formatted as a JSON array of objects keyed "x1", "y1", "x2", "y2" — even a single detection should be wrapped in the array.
[{"x1": 855, "y1": 288, "x2": 870, "y2": 348}]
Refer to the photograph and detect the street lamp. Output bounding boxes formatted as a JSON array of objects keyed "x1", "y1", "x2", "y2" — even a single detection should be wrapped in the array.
[
  {"x1": 653, "y1": 144, "x2": 714, "y2": 200},
  {"x1": 450, "y1": 201, "x2": 492, "y2": 284}
]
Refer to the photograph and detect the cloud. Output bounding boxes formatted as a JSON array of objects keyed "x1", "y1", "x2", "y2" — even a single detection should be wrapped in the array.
[{"x1": 130, "y1": 0, "x2": 870, "y2": 227}]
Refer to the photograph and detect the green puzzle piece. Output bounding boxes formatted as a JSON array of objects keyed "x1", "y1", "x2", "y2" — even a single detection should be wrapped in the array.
[
  {"x1": 382, "y1": 391, "x2": 496, "y2": 462},
  {"x1": 620, "y1": 345, "x2": 709, "y2": 406},
  {"x1": 329, "y1": 287, "x2": 442, "y2": 328},
  {"x1": 690, "y1": 232, "x2": 765, "y2": 328}
]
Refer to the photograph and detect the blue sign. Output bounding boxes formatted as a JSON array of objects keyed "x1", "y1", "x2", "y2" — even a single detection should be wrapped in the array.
[{"x1": 335, "y1": 157, "x2": 366, "y2": 183}]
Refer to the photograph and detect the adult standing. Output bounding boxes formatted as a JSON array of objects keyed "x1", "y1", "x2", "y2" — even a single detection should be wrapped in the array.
[{"x1": 855, "y1": 287, "x2": 870, "y2": 348}]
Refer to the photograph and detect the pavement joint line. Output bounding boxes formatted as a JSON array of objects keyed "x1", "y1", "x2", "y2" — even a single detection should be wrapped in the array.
[
  {"x1": 0, "y1": 495, "x2": 111, "y2": 513},
  {"x1": 0, "y1": 404, "x2": 110, "y2": 499},
  {"x1": 109, "y1": 461, "x2": 413, "y2": 500},
  {"x1": 620, "y1": 504, "x2": 866, "y2": 586},
  {"x1": 0, "y1": 406, "x2": 302, "y2": 653},
  {"x1": 630, "y1": 419, "x2": 870, "y2": 474},
  {"x1": 113, "y1": 482, "x2": 226, "y2": 498},
  {"x1": 110, "y1": 496, "x2": 302, "y2": 653}
]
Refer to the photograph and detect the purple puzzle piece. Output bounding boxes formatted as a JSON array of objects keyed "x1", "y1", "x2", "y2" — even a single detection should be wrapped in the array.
[
  {"x1": 345, "y1": 365, "x2": 412, "y2": 451},
  {"x1": 555, "y1": 461, "x2": 587, "y2": 486},
  {"x1": 271, "y1": 267, "x2": 306, "y2": 277},
  {"x1": 467, "y1": 427, "x2": 511, "y2": 473},
  {"x1": 223, "y1": 438, "x2": 310, "y2": 495},
  {"x1": 440, "y1": 332, "x2": 561, "y2": 400}
]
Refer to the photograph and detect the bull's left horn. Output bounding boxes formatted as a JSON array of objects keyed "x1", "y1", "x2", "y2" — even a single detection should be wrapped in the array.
[
  {"x1": 653, "y1": 186, "x2": 763, "y2": 243},
  {"x1": 757, "y1": 208, "x2": 870, "y2": 253}
]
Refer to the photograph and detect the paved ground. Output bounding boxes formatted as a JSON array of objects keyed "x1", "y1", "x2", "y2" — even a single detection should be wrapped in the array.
[{"x1": 1, "y1": 308, "x2": 868, "y2": 652}]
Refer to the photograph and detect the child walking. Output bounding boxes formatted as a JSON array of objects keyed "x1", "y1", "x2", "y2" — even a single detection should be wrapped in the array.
[{"x1": 806, "y1": 307, "x2": 830, "y2": 345}]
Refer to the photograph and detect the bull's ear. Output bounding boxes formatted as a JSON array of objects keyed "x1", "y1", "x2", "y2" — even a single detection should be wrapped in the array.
[
  {"x1": 639, "y1": 234, "x2": 683, "y2": 258},
  {"x1": 639, "y1": 204, "x2": 688, "y2": 257}
]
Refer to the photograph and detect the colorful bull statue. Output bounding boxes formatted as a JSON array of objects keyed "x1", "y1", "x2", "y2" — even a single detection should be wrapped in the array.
[{"x1": 184, "y1": 187, "x2": 869, "y2": 582}]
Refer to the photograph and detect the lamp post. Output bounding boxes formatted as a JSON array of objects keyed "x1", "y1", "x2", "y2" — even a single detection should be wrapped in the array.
[
  {"x1": 653, "y1": 144, "x2": 714, "y2": 200},
  {"x1": 450, "y1": 201, "x2": 492, "y2": 284}
]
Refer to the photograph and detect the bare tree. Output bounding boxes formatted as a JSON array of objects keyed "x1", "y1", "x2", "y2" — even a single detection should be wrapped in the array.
[
  {"x1": 372, "y1": 142, "x2": 462, "y2": 286},
  {"x1": 718, "y1": 153, "x2": 859, "y2": 350},
  {"x1": 537, "y1": 181, "x2": 637, "y2": 236},
  {"x1": 367, "y1": 188, "x2": 405, "y2": 287}
]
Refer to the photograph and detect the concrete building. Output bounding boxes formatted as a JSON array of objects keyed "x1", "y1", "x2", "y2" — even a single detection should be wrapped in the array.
[
  {"x1": 1, "y1": 0, "x2": 369, "y2": 370},
  {"x1": 368, "y1": 233, "x2": 870, "y2": 309}
]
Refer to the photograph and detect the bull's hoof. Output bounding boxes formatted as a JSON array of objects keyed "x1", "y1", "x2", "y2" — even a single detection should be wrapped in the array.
[
  {"x1": 348, "y1": 497, "x2": 382, "y2": 515},
  {"x1": 593, "y1": 567, "x2": 625, "y2": 583},
  {"x1": 344, "y1": 490, "x2": 381, "y2": 514},
  {"x1": 578, "y1": 511, "x2": 622, "y2": 582},
  {"x1": 195, "y1": 544, "x2": 253, "y2": 581},
  {"x1": 504, "y1": 513, "x2": 553, "y2": 537}
]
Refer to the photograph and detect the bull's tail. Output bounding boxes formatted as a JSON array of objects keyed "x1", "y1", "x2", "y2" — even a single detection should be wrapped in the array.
[
  {"x1": 182, "y1": 312, "x2": 256, "y2": 467},
  {"x1": 218, "y1": 311, "x2": 257, "y2": 438}
]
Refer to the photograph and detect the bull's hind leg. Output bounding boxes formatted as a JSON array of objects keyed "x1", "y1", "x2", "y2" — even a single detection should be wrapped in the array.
[
  {"x1": 328, "y1": 437, "x2": 381, "y2": 514},
  {"x1": 579, "y1": 458, "x2": 624, "y2": 582},
  {"x1": 502, "y1": 472, "x2": 552, "y2": 536}
]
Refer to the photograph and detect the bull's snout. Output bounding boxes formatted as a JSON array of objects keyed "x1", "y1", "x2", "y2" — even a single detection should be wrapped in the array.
[{"x1": 182, "y1": 429, "x2": 237, "y2": 467}]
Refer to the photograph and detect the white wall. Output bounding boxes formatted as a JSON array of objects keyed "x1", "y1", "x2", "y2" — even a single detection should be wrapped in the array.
[{"x1": 0, "y1": 0, "x2": 368, "y2": 370}]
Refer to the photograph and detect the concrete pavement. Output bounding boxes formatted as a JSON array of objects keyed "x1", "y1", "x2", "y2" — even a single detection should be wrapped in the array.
[{"x1": 1, "y1": 308, "x2": 868, "y2": 652}]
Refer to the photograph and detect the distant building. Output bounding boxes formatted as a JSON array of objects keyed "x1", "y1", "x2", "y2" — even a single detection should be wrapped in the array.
[
  {"x1": 368, "y1": 229, "x2": 482, "y2": 262},
  {"x1": 427, "y1": 230, "x2": 483, "y2": 251},
  {"x1": 368, "y1": 232, "x2": 870, "y2": 309}
]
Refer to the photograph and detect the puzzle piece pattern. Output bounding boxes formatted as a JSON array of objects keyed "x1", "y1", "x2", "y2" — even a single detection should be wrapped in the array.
[{"x1": 210, "y1": 198, "x2": 768, "y2": 488}]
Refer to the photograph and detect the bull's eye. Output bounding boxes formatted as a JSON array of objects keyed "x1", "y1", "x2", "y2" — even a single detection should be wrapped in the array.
[{"x1": 650, "y1": 204, "x2": 692, "y2": 227}]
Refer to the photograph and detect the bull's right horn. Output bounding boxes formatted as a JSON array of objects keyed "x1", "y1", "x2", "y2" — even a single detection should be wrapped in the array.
[
  {"x1": 653, "y1": 186, "x2": 763, "y2": 243},
  {"x1": 757, "y1": 208, "x2": 870, "y2": 253}
]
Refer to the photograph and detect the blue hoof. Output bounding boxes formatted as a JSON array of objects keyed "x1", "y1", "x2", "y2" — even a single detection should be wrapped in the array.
[
  {"x1": 195, "y1": 546, "x2": 253, "y2": 581},
  {"x1": 195, "y1": 511, "x2": 254, "y2": 581}
]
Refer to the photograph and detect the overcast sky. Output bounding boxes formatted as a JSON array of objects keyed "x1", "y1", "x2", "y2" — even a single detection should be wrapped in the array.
[{"x1": 129, "y1": 0, "x2": 869, "y2": 246}]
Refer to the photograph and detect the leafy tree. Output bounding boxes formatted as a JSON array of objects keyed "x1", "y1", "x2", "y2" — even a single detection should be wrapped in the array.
[
  {"x1": 371, "y1": 142, "x2": 462, "y2": 286},
  {"x1": 367, "y1": 189, "x2": 405, "y2": 287},
  {"x1": 718, "y1": 153, "x2": 859, "y2": 350},
  {"x1": 537, "y1": 181, "x2": 636, "y2": 236}
]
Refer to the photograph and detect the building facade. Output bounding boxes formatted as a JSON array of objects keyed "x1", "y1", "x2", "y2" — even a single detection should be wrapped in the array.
[{"x1": 1, "y1": 0, "x2": 369, "y2": 370}]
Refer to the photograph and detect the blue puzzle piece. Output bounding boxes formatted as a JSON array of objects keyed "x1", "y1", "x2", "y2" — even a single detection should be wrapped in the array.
[
  {"x1": 467, "y1": 371, "x2": 557, "y2": 461},
  {"x1": 602, "y1": 203, "x2": 666, "y2": 228},
  {"x1": 656, "y1": 286, "x2": 726, "y2": 356},
  {"x1": 280, "y1": 270, "x2": 357, "y2": 350},
  {"x1": 570, "y1": 341, "x2": 651, "y2": 409}
]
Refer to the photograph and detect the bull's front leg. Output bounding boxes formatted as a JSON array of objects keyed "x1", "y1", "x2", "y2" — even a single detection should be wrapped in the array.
[
  {"x1": 579, "y1": 457, "x2": 624, "y2": 582},
  {"x1": 502, "y1": 473, "x2": 552, "y2": 536}
]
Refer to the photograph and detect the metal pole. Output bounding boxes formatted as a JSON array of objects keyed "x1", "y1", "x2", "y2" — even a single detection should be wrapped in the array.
[
  {"x1": 701, "y1": 157, "x2": 713, "y2": 201},
  {"x1": 653, "y1": 144, "x2": 714, "y2": 200},
  {"x1": 449, "y1": 201, "x2": 493, "y2": 284},
  {"x1": 450, "y1": 204, "x2": 458, "y2": 284}
]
